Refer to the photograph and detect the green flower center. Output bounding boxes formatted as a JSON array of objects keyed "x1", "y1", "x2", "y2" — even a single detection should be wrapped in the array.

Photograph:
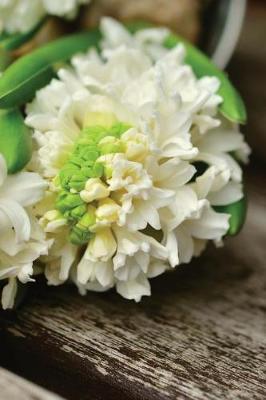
[{"x1": 54, "y1": 122, "x2": 130, "y2": 245}]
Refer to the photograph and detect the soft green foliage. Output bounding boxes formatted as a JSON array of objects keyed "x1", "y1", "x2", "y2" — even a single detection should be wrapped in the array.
[
  {"x1": 0, "y1": 108, "x2": 32, "y2": 173},
  {"x1": 0, "y1": 20, "x2": 46, "y2": 73},
  {"x1": 0, "y1": 30, "x2": 101, "y2": 108},
  {"x1": 214, "y1": 196, "x2": 247, "y2": 236},
  {"x1": 0, "y1": 18, "x2": 46, "y2": 51},
  {"x1": 0, "y1": 48, "x2": 12, "y2": 71}
]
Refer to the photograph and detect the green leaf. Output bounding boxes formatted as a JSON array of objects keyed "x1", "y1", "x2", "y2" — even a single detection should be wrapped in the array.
[
  {"x1": 0, "y1": 48, "x2": 13, "y2": 71},
  {"x1": 0, "y1": 32, "x2": 9, "y2": 42},
  {"x1": 164, "y1": 34, "x2": 247, "y2": 124},
  {"x1": 0, "y1": 29, "x2": 101, "y2": 109},
  {"x1": 0, "y1": 108, "x2": 32, "y2": 173},
  {"x1": 214, "y1": 196, "x2": 247, "y2": 236},
  {"x1": 0, "y1": 18, "x2": 46, "y2": 51}
]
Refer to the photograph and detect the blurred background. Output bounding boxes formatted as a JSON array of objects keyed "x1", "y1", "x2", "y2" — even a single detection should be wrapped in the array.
[{"x1": 228, "y1": 0, "x2": 266, "y2": 165}]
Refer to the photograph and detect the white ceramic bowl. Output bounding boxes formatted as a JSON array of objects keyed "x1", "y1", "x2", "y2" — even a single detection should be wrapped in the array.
[{"x1": 204, "y1": 0, "x2": 247, "y2": 69}]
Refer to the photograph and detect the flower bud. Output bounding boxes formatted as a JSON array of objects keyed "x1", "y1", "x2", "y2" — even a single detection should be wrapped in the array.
[
  {"x1": 80, "y1": 178, "x2": 110, "y2": 203},
  {"x1": 69, "y1": 206, "x2": 96, "y2": 245},
  {"x1": 121, "y1": 130, "x2": 149, "y2": 162},
  {"x1": 79, "y1": 147, "x2": 99, "y2": 163},
  {"x1": 69, "y1": 204, "x2": 87, "y2": 220},
  {"x1": 44, "y1": 210, "x2": 61, "y2": 221},
  {"x1": 39, "y1": 210, "x2": 66, "y2": 232},
  {"x1": 95, "y1": 198, "x2": 120, "y2": 225},
  {"x1": 98, "y1": 136, "x2": 123, "y2": 155},
  {"x1": 68, "y1": 172, "x2": 87, "y2": 191},
  {"x1": 56, "y1": 191, "x2": 84, "y2": 213},
  {"x1": 92, "y1": 162, "x2": 104, "y2": 178},
  {"x1": 97, "y1": 153, "x2": 125, "y2": 179},
  {"x1": 83, "y1": 112, "x2": 117, "y2": 130},
  {"x1": 78, "y1": 206, "x2": 96, "y2": 228},
  {"x1": 86, "y1": 227, "x2": 117, "y2": 261},
  {"x1": 69, "y1": 227, "x2": 93, "y2": 245}
]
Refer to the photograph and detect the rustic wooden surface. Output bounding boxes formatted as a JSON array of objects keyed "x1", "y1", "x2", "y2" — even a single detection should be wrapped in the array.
[
  {"x1": 0, "y1": 2, "x2": 266, "y2": 400},
  {"x1": 0, "y1": 367, "x2": 65, "y2": 400}
]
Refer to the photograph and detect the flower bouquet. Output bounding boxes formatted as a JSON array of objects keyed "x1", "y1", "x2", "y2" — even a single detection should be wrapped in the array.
[{"x1": 0, "y1": 2, "x2": 249, "y2": 309}]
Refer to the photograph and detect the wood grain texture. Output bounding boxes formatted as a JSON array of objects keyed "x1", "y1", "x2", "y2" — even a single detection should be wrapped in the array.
[
  {"x1": 0, "y1": 168, "x2": 266, "y2": 400},
  {"x1": 0, "y1": 367, "x2": 65, "y2": 400}
]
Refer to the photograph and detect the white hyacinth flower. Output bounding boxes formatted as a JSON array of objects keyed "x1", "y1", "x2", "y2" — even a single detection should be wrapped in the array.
[
  {"x1": 24, "y1": 18, "x2": 250, "y2": 303},
  {"x1": 0, "y1": 155, "x2": 51, "y2": 309},
  {"x1": 0, "y1": 0, "x2": 91, "y2": 34}
]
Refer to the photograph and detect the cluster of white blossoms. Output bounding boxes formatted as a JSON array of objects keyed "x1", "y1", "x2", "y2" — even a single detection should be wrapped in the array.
[
  {"x1": 0, "y1": 18, "x2": 250, "y2": 308},
  {"x1": 0, "y1": 155, "x2": 50, "y2": 309},
  {"x1": 0, "y1": 0, "x2": 90, "y2": 34}
]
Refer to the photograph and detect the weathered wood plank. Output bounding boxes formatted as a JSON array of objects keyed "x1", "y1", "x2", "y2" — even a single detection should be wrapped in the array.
[
  {"x1": 0, "y1": 367, "x2": 65, "y2": 400},
  {"x1": 0, "y1": 168, "x2": 266, "y2": 400}
]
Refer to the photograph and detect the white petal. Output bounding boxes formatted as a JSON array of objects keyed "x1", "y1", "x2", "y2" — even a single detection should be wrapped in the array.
[
  {"x1": 45, "y1": 261, "x2": 64, "y2": 286},
  {"x1": 194, "y1": 166, "x2": 230, "y2": 199},
  {"x1": 0, "y1": 230, "x2": 25, "y2": 256},
  {"x1": 0, "y1": 154, "x2": 7, "y2": 186},
  {"x1": 136, "y1": 252, "x2": 150, "y2": 274},
  {"x1": 77, "y1": 280, "x2": 113, "y2": 295},
  {"x1": 114, "y1": 259, "x2": 141, "y2": 281},
  {"x1": 86, "y1": 228, "x2": 117, "y2": 262},
  {"x1": 101, "y1": 17, "x2": 133, "y2": 49},
  {"x1": 59, "y1": 244, "x2": 77, "y2": 281},
  {"x1": 1, "y1": 278, "x2": 17, "y2": 310},
  {"x1": 156, "y1": 159, "x2": 195, "y2": 190},
  {"x1": 175, "y1": 228, "x2": 195, "y2": 264},
  {"x1": 116, "y1": 273, "x2": 151, "y2": 302},
  {"x1": 208, "y1": 182, "x2": 243, "y2": 206},
  {"x1": 0, "y1": 199, "x2": 31, "y2": 244},
  {"x1": 147, "y1": 260, "x2": 168, "y2": 278},
  {"x1": 187, "y1": 205, "x2": 229, "y2": 241},
  {"x1": 95, "y1": 261, "x2": 114, "y2": 287},
  {"x1": 0, "y1": 265, "x2": 18, "y2": 280},
  {"x1": 138, "y1": 202, "x2": 161, "y2": 230},
  {"x1": 164, "y1": 187, "x2": 199, "y2": 231},
  {"x1": 77, "y1": 256, "x2": 95, "y2": 284},
  {"x1": 17, "y1": 263, "x2": 34, "y2": 284},
  {"x1": 1, "y1": 172, "x2": 47, "y2": 206},
  {"x1": 164, "y1": 230, "x2": 179, "y2": 267}
]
